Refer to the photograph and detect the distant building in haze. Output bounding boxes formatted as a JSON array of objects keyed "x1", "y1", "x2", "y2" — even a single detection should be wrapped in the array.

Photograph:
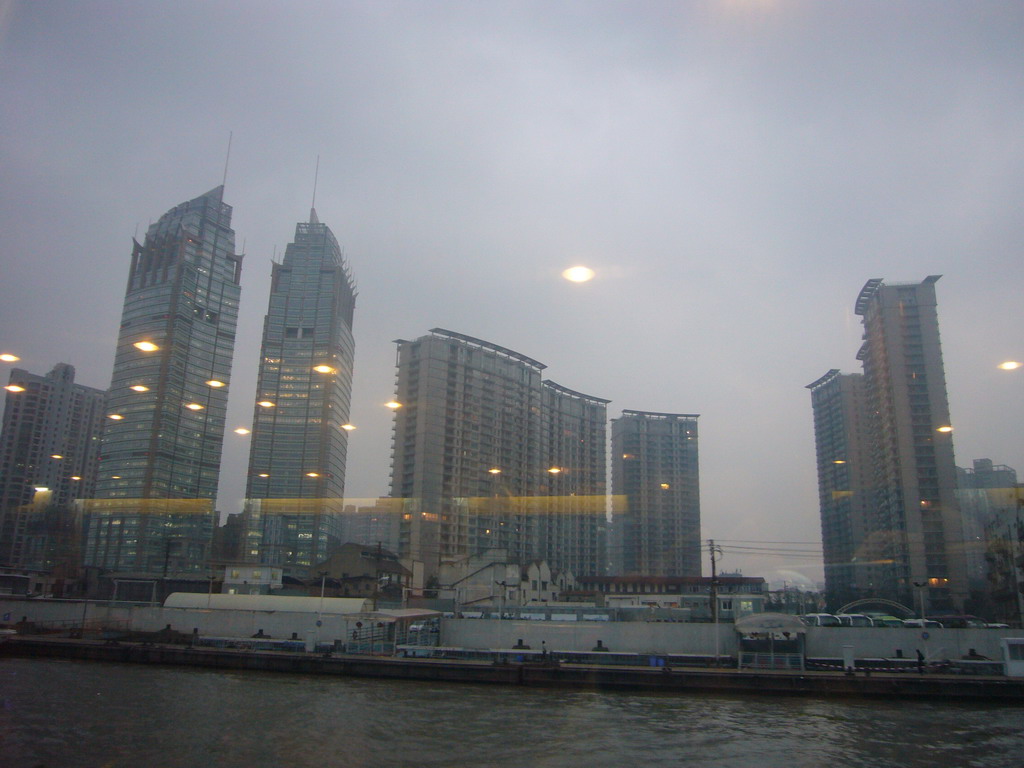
[
  {"x1": 809, "y1": 276, "x2": 968, "y2": 613},
  {"x1": 84, "y1": 186, "x2": 242, "y2": 575},
  {"x1": 957, "y1": 458, "x2": 1021, "y2": 622},
  {"x1": 242, "y1": 209, "x2": 356, "y2": 578},
  {"x1": 389, "y1": 329, "x2": 607, "y2": 587},
  {"x1": 610, "y1": 410, "x2": 701, "y2": 577},
  {"x1": 0, "y1": 363, "x2": 105, "y2": 573},
  {"x1": 806, "y1": 369, "x2": 873, "y2": 609},
  {"x1": 339, "y1": 499, "x2": 400, "y2": 553}
]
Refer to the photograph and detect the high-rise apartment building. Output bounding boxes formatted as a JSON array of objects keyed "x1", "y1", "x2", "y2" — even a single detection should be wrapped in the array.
[
  {"x1": 389, "y1": 329, "x2": 607, "y2": 586},
  {"x1": 806, "y1": 369, "x2": 874, "y2": 608},
  {"x1": 611, "y1": 411, "x2": 701, "y2": 577},
  {"x1": 84, "y1": 186, "x2": 242, "y2": 574},
  {"x1": 957, "y1": 458, "x2": 1021, "y2": 619},
  {"x1": 538, "y1": 382, "x2": 608, "y2": 578},
  {"x1": 242, "y1": 209, "x2": 356, "y2": 577},
  {"x1": 0, "y1": 363, "x2": 105, "y2": 571},
  {"x1": 809, "y1": 276, "x2": 968, "y2": 612}
]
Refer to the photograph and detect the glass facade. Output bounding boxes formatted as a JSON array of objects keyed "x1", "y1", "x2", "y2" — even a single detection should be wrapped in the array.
[
  {"x1": 84, "y1": 187, "x2": 242, "y2": 574},
  {"x1": 243, "y1": 210, "x2": 356, "y2": 577}
]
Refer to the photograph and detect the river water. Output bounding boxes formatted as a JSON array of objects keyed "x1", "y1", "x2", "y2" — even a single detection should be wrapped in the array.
[{"x1": 2, "y1": 658, "x2": 1022, "y2": 767}]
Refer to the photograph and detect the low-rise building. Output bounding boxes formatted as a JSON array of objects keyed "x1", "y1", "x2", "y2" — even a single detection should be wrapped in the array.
[
  {"x1": 310, "y1": 542, "x2": 412, "y2": 604},
  {"x1": 436, "y1": 549, "x2": 575, "y2": 609},
  {"x1": 223, "y1": 564, "x2": 283, "y2": 595},
  {"x1": 577, "y1": 574, "x2": 766, "y2": 619}
]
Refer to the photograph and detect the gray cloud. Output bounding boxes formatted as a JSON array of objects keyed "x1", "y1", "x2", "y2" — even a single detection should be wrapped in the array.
[{"x1": 2, "y1": 0, "x2": 1022, "y2": 583}]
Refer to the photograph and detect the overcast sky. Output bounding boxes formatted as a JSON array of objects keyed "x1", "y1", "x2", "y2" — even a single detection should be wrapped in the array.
[{"x1": 2, "y1": 0, "x2": 1022, "y2": 586}]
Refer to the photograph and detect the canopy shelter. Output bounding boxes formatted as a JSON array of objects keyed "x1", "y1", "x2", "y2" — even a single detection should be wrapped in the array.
[
  {"x1": 734, "y1": 613, "x2": 805, "y2": 671},
  {"x1": 337, "y1": 609, "x2": 442, "y2": 654},
  {"x1": 734, "y1": 612, "x2": 807, "y2": 636}
]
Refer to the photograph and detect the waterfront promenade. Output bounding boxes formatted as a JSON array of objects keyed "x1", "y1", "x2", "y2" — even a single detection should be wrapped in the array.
[{"x1": 4, "y1": 635, "x2": 1023, "y2": 702}]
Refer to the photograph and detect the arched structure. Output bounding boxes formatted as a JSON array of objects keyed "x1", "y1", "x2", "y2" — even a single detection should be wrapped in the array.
[{"x1": 837, "y1": 598, "x2": 914, "y2": 617}]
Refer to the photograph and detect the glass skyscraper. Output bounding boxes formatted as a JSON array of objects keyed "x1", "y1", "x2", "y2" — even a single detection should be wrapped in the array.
[
  {"x1": 84, "y1": 186, "x2": 242, "y2": 574},
  {"x1": 243, "y1": 209, "x2": 356, "y2": 577}
]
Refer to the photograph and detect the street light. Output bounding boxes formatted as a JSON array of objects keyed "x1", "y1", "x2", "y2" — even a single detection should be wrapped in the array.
[
  {"x1": 913, "y1": 580, "x2": 928, "y2": 620},
  {"x1": 316, "y1": 570, "x2": 329, "y2": 651}
]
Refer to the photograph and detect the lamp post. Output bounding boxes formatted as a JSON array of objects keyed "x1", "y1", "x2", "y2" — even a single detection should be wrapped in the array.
[
  {"x1": 913, "y1": 580, "x2": 928, "y2": 621},
  {"x1": 316, "y1": 570, "x2": 328, "y2": 651},
  {"x1": 495, "y1": 579, "x2": 511, "y2": 644}
]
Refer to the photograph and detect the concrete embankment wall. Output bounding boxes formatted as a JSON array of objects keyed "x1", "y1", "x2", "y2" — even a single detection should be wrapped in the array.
[
  {"x1": 0, "y1": 598, "x2": 356, "y2": 645},
  {"x1": 804, "y1": 626, "x2": 1013, "y2": 661},
  {"x1": 4, "y1": 599, "x2": 1021, "y2": 660},
  {"x1": 441, "y1": 619, "x2": 733, "y2": 656},
  {"x1": 441, "y1": 619, "x2": 1023, "y2": 661}
]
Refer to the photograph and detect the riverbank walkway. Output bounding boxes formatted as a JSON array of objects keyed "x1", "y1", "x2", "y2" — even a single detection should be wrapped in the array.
[{"x1": 4, "y1": 635, "x2": 1023, "y2": 702}]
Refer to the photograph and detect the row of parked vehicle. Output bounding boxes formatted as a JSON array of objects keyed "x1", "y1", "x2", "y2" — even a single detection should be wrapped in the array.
[{"x1": 800, "y1": 613, "x2": 1006, "y2": 628}]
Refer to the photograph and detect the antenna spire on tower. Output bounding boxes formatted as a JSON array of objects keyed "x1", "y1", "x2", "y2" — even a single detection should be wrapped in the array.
[
  {"x1": 310, "y1": 154, "x2": 320, "y2": 223},
  {"x1": 222, "y1": 131, "x2": 233, "y2": 189}
]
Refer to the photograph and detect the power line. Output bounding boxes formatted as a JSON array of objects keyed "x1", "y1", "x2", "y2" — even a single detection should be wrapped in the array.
[{"x1": 715, "y1": 539, "x2": 821, "y2": 545}]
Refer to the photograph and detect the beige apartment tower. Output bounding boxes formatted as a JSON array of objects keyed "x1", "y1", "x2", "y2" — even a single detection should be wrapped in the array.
[{"x1": 389, "y1": 329, "x2": 607, "y2": 587}]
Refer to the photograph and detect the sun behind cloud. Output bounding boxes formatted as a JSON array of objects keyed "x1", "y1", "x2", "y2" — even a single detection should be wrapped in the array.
[{"x1": 562, "y1": 266, "x2": 595, "y2": 283}]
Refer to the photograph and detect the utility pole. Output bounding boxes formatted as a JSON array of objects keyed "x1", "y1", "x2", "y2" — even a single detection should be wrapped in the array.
[
  {"x1": 708, "y1": 539, "x2": 723, "y2": 665},
  {"x1": 373, "y1": 541, "x2": 383, "y2": 611}
]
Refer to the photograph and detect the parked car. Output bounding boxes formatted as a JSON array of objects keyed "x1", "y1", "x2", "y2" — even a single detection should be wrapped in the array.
[
  {"x1": 866, "y1": 615, "x2": 905, "y2": 627},
  {"x1": 902, "y1": 619, "x2": 942, "y2": 628},
  {"x1": 801, "y1": 613, "x2": 842, "y2": 627},
  {"x1": 836, "y1": 613, "x2": 875, "y2": 627},
  {"x1": 927, "y1": 615, "x2": 987, "y2": 629}
]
